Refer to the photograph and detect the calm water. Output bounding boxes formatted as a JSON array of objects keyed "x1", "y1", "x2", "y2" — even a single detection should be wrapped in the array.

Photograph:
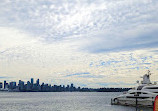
[{"x1": 0, "y1": 92, "x2": 152, "y2": 111}]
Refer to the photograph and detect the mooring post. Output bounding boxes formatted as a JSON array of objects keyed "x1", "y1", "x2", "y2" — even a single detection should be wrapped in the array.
[{"x1": 136, "y1": 97, "x2": 138, "y2": 111}]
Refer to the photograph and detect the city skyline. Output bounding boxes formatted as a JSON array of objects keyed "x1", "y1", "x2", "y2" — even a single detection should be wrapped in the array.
[
  {"x1": 0, "y1": 0, "x2": 158, "y2": 88},
  {"x1": 0, "y1": 78, "x2": 130, "y2": 92}
]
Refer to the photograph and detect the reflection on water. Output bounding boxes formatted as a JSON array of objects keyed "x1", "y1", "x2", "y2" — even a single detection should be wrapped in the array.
[{"x1": 0, "y1": 92, "x2": 153, "y2": 111}]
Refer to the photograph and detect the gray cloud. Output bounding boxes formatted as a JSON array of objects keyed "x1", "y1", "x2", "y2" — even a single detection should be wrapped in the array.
[
  {"x1": 1, "y1": 0, "x2": 157, "y2": 45},
  {"x1": 81, "y1": 24, "x2": 158, "y2": 53}
]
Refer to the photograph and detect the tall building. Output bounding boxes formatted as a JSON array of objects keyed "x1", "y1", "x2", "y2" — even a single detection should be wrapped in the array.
[
  {"x1": 18, "y1": 80, "x2": 24, "y2": 91},
  {"x1": 26, "y1": 81, "x2": 31, "y2": 91},
  {"x1": 71, "y1": 83, "x2": 73, "y2": 88},
  {"x1": 9, "y1": 82, "x2": 16, "y2": 89},
  {"x1": 5, "y1": 83, "x2": 9, "y2": 89},
  {"x1": 70, "y1": 83, "x2": 74, "y2": 92},
  {"x1": 0, "y1": 82, "x2": 2, "y2": 89},
  {"x1": 31, "y1": 78, "x2": 34, "y2": 85},
  {"x1": 4, "y1": 81, "x2": 6, "y2": 89},
  {"x1": 66, "y1": 85, "x2": 70, "y2": 91},
  {"x1": 36, "y1": 79, "x2": 39, "y2": 86}
]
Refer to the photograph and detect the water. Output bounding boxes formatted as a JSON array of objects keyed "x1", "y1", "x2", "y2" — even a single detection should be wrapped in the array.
[{"x1": 0, "y1": 92, "x2": 153, "y2": 111}]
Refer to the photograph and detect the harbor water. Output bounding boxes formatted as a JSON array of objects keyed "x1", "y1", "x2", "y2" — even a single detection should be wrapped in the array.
[{"x1": 0, "y1": 92, "x2": 153, "y2": 111}]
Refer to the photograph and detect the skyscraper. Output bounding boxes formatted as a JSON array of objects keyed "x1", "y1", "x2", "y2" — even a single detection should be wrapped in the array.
[
  {"x1": 9, "y1": 82, "x2": 16, "y2": 89},
  {"x1": 36, "y1": 79, "x2": 39, "y2": 86},
  {"x1": 0, "y1": 82, "x2": 2, "y2": 89},
  {"x1": 18, "y1": 80, "x2": 24, "y2": 91},
  {"x1": 4, "y1": 80, "x2": 6, "y2": 89},
  {"x1": 71, "y1": 83, "x2": 73, "y2": 88},
  {"x1": 26, "y1": 81, "x2": 31, "y2": 91},
  {"x1": 31, "y1": 78, "x2": 34, "y2": 85}
]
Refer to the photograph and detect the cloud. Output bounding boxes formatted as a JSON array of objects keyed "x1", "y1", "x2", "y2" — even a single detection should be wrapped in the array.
[
  {"x1": 80, "y1": 24, "x2": 158, "y2": 53},
  {"x1": 1, "y1": 0, "x2": 158, "y2": 54},
  {"x1": 0, "y1": 0, "x2": 158, "y2": 87},
  {"x1": 0, "y1": 76, "x2": 12, "y2": 79},
  {"x1": 96, "y1": 82, "x2": 134, "y2": 87},
  {"x1": 1, "y1": 0, "x2": 157, "y2": 44},
  {"x1": 66, "y1": 72, "x2": 90, "y2": 77},
  {"x1": 77, "y1": 75, "x2": 104, "y2": 78},
  {"x1": 0, "y1": 27, "x2": 38, "y2": 51}
]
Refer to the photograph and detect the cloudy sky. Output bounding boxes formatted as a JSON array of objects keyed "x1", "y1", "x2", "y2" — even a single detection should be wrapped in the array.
[{"x1": 0, "y1": 0, "x2": 158, "y2": 88}]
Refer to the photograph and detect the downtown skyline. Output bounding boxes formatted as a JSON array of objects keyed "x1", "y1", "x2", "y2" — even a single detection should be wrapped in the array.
[
  {"x1": 0, "y1": 78, "x2": 130, "y2": 92},
  {"x1": 0, "y1": 0, "x2": 158, "y2": 88}
]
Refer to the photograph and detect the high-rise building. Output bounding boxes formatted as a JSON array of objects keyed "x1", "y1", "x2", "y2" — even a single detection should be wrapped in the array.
[
  {"x1": 32, "y1": 83, "x2": 38, "y2": 91},
  {"x1": 26, "y1": 81, "x2": 31, "y2": 91},
  {"x1": 18, "y1": 80, "x2": 24, "y2": 91},
  {"x1": 9, "y1": 82, "x2": 16, "y2": 89},
  {"x1": 0, "y1": 82, "x2": 2, "y2": 89},
  {"x1": 70, "y1": 83, "x2": 74, "y2": 91},
  {"x1": 5, "y1": 83, "x2": 9, "y2": 89},
  {"x1": 31, "y1": 78, "x2": 34, "y2": 85},
  {"x1": 4, "y1": 81, "x2": 6, "y2": 89},
  {"x1": 66, "y1": 85, "x2": 70, "y2": 91},
  {"x1": 36, "y1": 79, "x2": 39, "y2": 86},
  {"x1": 71, "y1": 83, "x2": 73, "y2": 88}
]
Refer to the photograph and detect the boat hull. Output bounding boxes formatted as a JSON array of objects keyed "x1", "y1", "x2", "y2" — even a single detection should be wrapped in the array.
[{"x1": 111, "y1": 97, "x2": 154, "y2": 107}]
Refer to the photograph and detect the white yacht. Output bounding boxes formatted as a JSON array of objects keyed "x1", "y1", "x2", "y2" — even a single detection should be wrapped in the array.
[{"x1": 111, "y1": 70, "x2": 158, "y2": 107}]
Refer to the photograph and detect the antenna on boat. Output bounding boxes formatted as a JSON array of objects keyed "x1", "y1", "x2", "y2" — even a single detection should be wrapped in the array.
[{"x1": 147, "y1": 70, "x2": 152, "y2": 75}]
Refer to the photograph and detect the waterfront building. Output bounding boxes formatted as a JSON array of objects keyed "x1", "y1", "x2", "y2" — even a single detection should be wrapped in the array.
[
  {"x1": 18, "y1": 80, "x2": 25, "y2": 91},
  {"x1": 26, "y1": 81, "x2": 31, "y2": 91},
  {"x1": 30, "y1": 78, "x2": 34, "y2": 90},
  {"x1": 5, "y1": 83, "x2": 9, "y2": 89},
  {"x1": 71, "y1": 83, "x2": 73, "y2": 88},
  {"x1": 36, "y1": 79, "x2": 39, "y2": 86},
  {"x1": 66, "y1": 85, "x2": 70, "y2": 91},
  {"x1": 32, "y1": 83, "x2": 38, "y2": 91},
  {"x1": 4, "y1": 80, "x2": 6, "y2": 89},
  {"x1": 70, "y1": 83, "x2": 74, "y2": 91},
  {"x1": 31, "y1": 78, "x2": 34, "y2": 85},
  {"x1": 41, "y1": 83, "x2": 44, "y2": 91},
  {"x1": 9, "y1": 82, "x2": 16, "y2": 89},
  {"x1": 0, "y1": 82, "x2": 2, "y2": 88},
  {"x1": 37, "y1": 85, "x2": 41, "y2": 91},
  {"x1": 78, "y1": 87, "x2": 81, "y2": 91},
  {"x1": 63, "y1": 85, "x2": 65, "y2": 91}
]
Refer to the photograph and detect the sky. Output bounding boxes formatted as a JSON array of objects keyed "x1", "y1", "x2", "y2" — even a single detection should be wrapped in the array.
[{"x1": 0, "y1": 0, "x2": 158, "y2": 88}]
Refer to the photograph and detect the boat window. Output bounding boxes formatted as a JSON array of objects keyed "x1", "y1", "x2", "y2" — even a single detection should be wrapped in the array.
[
  {"x1": 129, "y1": 92, "x2": 141, "y2": 94},
  {"x1": 126, "y1": 96, "x2": 150, "y2": 99},
  {"x1": 137, "y1": 86, "x2": 144, "y2": 90},
  {"x1": 137, "y1": 92, "x2": 141, "y2": 94},
  {"x1": 145, "y1": 87, "x2": 158, "y2": 89},
  {"x1": 142, "y1": 92, "x2": 147, "y2": 94}
]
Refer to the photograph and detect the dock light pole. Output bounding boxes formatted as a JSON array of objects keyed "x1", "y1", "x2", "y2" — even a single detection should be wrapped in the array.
[{"x1": 154, "y1": 95, "x2": 158, "y2": 111}]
